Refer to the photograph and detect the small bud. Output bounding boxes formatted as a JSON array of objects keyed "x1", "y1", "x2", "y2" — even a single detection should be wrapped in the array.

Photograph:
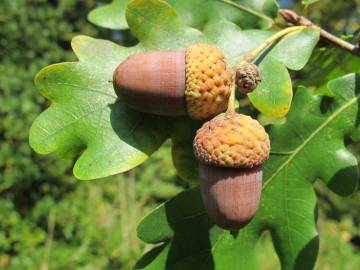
[{"x1": 235, "y1": 63, "x2": 261, "y2": 94}]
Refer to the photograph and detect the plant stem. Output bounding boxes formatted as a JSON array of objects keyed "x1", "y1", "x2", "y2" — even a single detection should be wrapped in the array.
[
  {"x1": 41, "y1": 208, "x2": 56, "y2": 270},
  {"x1": 227, "y1": 82, "x2": 236, "y2": 113},
  {"x1": 237, "y1": 25, "x2": 307, "y2": 68},
  {"x1": 280, "y1": 9, "x2": 360, "y2": 56},
  {"x1": 218, "y1": 0, "x2": 273, "y2": 23}
]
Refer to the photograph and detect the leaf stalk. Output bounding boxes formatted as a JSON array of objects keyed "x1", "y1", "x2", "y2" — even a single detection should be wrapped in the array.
[{"x1": 237, "y1": 25, "x2": 308, "y2": 68}]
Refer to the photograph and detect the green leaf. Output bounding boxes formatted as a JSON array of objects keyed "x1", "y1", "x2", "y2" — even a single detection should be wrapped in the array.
[
  {"x1": 29, "y1": 37, "x2": 167, "y2": 180},
  {"x1": 126, "y1": 0, "x2": 206, "y2": 49},
  {"x1": 258, "y1": 114, "x2": 286, "y2": 126},
  {"x1": 30, "y1": 0, "x2": 206, "y2": 180},
  {"x1": 89, "y1": 0, "x2": 279, "y2": 30},
  {"x1": 135, "y1": 74, "x2": 360, "y2": 269},
  {"x1": 249, "y1": 57, "x2": 292, "y2": 117},
  {"x1": 203, "y1": 20, "x2": 273, "y2": 66},
  {"x1": 300, "y1": 47, "x2": 360, "y2": 95},
  {"x1": 204, "y1": 20, "x2": 320, "y2": 70},
  {"x1": 267, "y1": 28, "x2": 320, "y2": 71},
  {"x1": 88, "y1": 0, "x2": 129, "y2": 30},
  {"x1": 166, "y1": 0, "x2": 278, "y2": 29}
]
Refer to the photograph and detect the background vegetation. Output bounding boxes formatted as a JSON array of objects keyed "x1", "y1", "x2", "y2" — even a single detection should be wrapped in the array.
[{"x1": 0, "y1": 0, "x2": 359, "y2": 269}]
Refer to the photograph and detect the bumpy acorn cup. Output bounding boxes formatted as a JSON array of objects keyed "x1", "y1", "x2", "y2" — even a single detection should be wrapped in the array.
[
  {"x1": 193, "y1": 113, "x2": 270, "y2": 230},
  {"x1": 113, "y1": 44, "x2": 232, "y2": 120}
]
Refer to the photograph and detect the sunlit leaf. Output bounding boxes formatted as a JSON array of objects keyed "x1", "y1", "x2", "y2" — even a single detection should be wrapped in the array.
[
  {"x1": 89, "y1": 0, "x2": 279, "y2": 30},
  {"x1": 249, "y1": 56, "x2": 292, "y2": 117},
  {"x1": 88, "y1": 0, "x2": 129, "y2": 30},
  {"x1": 30, "y1": 0, "x2": 206, "y2": 180}
]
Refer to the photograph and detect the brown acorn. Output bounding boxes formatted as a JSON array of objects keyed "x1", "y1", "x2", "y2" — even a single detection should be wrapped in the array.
[
  {"x1": 193, "y1": 112, "x2": 270, "y2": 230},
  {"x1": 113, "y1": 44, "x2": 232, "y2": 120}
]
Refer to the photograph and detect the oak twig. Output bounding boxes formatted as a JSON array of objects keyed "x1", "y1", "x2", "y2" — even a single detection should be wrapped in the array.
[{"x1": 280, "y1": 9, "x2": 360, "y2": 57}]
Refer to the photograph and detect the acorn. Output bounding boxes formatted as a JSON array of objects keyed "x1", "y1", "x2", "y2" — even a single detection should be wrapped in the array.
[
  {"x1": 193, "y1": 112, "x2": 270, "y2": 230},
  {"x1": 113, "y1": 44, "x2": 232, "y2": 120}
]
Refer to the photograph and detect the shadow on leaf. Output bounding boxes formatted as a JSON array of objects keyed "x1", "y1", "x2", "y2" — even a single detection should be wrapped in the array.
[
  {"x1": 327, "y1": 166, "x2": 359, "y2": 196},
  {"x1": 134, "y1": 187, "x2": 217, "y2": 269},
  {"x1": 163, "y1": 187, "x2": 215, "y2": 269},
  {"x1": 134, "y1": 244, "x2": 168, "y2": 269},
  {"x1": 109, "y1": 101, "x2": 170, "y2": 156},
  {"x1": 294, "y1": 236, "x2": 319, "y2": 270}
]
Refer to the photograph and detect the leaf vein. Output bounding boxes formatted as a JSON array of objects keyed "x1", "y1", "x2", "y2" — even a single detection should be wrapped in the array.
[
  {"x1": 51, "y1": 82, "x2": 116, "y2": 99},
  {"x1": 264, "y1": 96, "x2": 358, "y2": 190},
  {"x1": 40, "y1": 106, "x2": 105, "y2": 138}
]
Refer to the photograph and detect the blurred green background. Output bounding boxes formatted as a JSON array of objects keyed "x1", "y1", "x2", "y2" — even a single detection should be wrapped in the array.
[{"x1": 0, "y1": 0, "x2": 359, "y2": 269}]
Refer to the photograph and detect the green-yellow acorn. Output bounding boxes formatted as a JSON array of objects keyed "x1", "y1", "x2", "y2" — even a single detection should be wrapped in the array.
[
  {"x1": 193, "y1": 112, "x2": 270, "y2": 230},
  {"x1": 113, "y1": 44, "x2": 232, "y2": 120}
]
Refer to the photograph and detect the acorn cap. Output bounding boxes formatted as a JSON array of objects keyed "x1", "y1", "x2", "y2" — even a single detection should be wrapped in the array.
[
  {"x1": 185, "y1": 44, "x2": 232, "y2": 119},
  {"x1": 193, "y1": 112, "x2": 270, "y2": 168}
]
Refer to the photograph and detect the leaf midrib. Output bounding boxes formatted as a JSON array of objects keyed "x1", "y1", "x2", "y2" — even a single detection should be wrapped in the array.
[
  {"x1": 50, "y1": 82, "x2": 117, "y2": 99},
  {"x1": 263, "y1": 95, "x2": 358, "y2": 191}
]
